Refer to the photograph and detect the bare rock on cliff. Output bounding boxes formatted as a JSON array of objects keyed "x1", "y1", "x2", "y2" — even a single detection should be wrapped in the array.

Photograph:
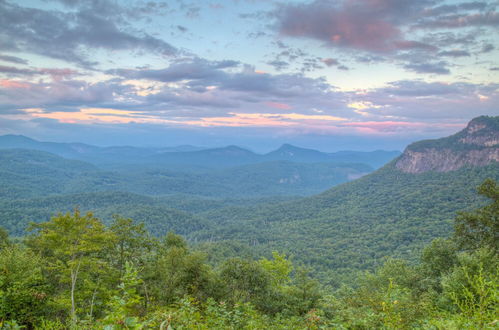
[{"x1": 395, "y1": 116, "x2": 499, "y2": 174}]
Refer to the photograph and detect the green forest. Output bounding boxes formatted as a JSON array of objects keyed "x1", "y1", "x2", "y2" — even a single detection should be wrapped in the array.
[
  {"x1": 192, "y1": 162, "x2": 499, "y2": 285},
  {"x1": 0, "y1": 179, "x2": 497, "y2": 329}
]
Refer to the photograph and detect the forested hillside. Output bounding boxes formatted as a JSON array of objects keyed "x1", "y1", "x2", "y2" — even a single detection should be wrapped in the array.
[
  {"x1": 0, "y1": 142, "x2": 383, "y2": 238},
  {"x1": 194, "y1": 162, "x2": 499, "y2": 284},
  {"x1": 0, "y1": 179, "x2": 497, "y2": 328}
]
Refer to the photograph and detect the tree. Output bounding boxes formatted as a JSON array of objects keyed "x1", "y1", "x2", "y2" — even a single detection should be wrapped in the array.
[
  {"x1": 286, "y1": 267, "x2": 322, "y2": 315},
  {"x1": 454, "y1": 179, "x2": 498, "y2": 253},
  {"x1": 28, "y1": 210, "x2": 115, "y2": 324},
  {"x1": 421, "y1": 238, "x2": 458, "y2": 278},
  {"x1": 0, "y1": 245, "x2": 48, "y2": 326},
  {"x1": 259, "y1": 251, "x2": 293, "y2": 288},
  {"x1": 102, "y1": 262, "x2": 144, "y2": 329},
  {"x1": 147, "y1": 233, "x2": 217, "y2": 305},
  {"x1": 418, "y1": 238, "x2": 458, "y2": 293},
  {"x1": 108, "y1": 216, "x2": 153, "y2": 276},
  {"x1": 219, "y1": 258, "x2": 272, "y2": 308},
  {"x1": 441, "y1": 249, "x2": 498, "y2": 327}
]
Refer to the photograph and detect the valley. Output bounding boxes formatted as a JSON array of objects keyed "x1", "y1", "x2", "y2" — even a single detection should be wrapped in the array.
[{"x1": 0, "y1": 116, "x2": 497, "y2": 328}]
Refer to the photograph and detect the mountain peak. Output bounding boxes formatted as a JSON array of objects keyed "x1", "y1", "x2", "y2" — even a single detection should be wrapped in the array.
[
  {"x1": 278, "y1": 143, "x2": 298, "y2": 150},
  {"x1": 265, "y1": 144, "x2": 329, "y2": 162},
  {"x1": 270, "y1": 144, "x2": 320, "y2": 154},
  {"x1": 212, "y1": 145, "x2": 255, "y2": 155},
  {"x1": 224, "y1": 145, "x2": 249, "y2": 151},
  {"x1": 395, "y1": 116, "x2": 499, "y2": 173},
  {"x1": 0, "y1": 134, "x2": 36, "y2": 143},
  {"x1": 459, "y1": 116, "x2": 499, "y2": 147}
]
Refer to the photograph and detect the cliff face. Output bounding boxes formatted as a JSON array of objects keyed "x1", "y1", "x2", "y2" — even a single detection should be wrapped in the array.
[
  {"x1": 395, "y1": 116, "x2": 499, "y2": 174},
  {"x1": 395, "y1": 148, "x2": 499, "y2": 173}
]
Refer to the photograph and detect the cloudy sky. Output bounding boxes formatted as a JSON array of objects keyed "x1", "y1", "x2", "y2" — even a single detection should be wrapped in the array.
[{"x1": 0, "y1": 0, "x2": 498, "y2": 151}]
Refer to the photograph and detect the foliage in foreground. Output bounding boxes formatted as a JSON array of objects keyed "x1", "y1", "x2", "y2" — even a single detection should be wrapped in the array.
[{"x1": 0, "y1": 179, "x2": 497, "y2": 329}]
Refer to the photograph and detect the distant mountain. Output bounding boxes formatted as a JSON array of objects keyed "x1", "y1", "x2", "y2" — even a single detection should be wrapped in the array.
[
  {"x1": 0, "y1": 148, "x2": 97, "y2": 173},
  {"x1": 149, "y1": 145, "x2": 261, "y2": 168},
  {"x1": 264, "y1": 144, "x2": 332, "y2": 163},
  {"x1": 396, "y1": 116, "x2": 499, "y2": 173},
  {"x1": 0, "y1": 135, "x2": 99, "y2": 158},
  {"x1": 0, "y1": 149, "x2": 100, "y2": 199},
  {"x1": 0, "y1": 135, "x2": 208, "y2": 165},
  {"x1": 159, "y1": 145, "x2": 207, "y2": 153},
  {"x1": 0, "y1": 148, "x2": 372, "y2": 200},
  {"x1": 263, "y1": 144, "x2": 400, "y2": 168},
  {"x1": 0, "y1": 135, "x2": 400, "y2": 169},
  {"x1": 147, "y1": 144, "x2": 400, "y2": 169}
]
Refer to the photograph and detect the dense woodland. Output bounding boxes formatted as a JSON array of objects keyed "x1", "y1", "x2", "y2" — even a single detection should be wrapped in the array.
[{"x1": 0, "y1": 179, "x2": 497, "y2": 329}]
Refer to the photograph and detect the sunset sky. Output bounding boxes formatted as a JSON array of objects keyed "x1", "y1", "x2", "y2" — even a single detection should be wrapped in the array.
[{"x1": 0, "y1": 0, "x2": 498, "y2": 151}]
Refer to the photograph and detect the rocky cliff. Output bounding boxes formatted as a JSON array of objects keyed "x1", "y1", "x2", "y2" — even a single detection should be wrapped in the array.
[{"x1": 395, "y1": 116, "x2": 499, "y2": 173}]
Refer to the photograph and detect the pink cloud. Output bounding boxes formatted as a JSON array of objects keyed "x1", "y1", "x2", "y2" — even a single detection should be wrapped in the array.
[
  {"x1": 0, "y1": 79, "x2": 30, "y2": 89},
  {"x1": 39, "y1": 68, "x2": 80, "y2": 81},
  {"x1": 340, "y1": 120, "x2": 466, "y2": 135},
  {"x1": 340, "y1": 121, "x2": 425, "y2": 134},
  {"x1": 184, "y1": 112, "x2": 345, "y2": 128},
  {"x1": 278, "y1": 0, "x2": 434, "y2": 53},
  {"x1": 321, "y1": 58, "x2": 339, "y2": 66},
  {"x1": 265, "y1": 101, "x2": 292, "y2": 110},
  {"x1": 343, "y1": 120, "x2": 422, "y2": 129},
  {"x1": 28, "y1": 108, "x2": 151, "y2": 124}
]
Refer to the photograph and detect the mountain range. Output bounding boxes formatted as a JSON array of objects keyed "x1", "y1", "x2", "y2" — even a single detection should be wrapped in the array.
[
  {"x1": 0, "y1": 134, "x2": 400, "y2": 169},
  {"x1": 0, "y1": 135, "x2": 397, "y2": 237},
  {"x1": 0, "y1": 116, "x2": 497, "y2": 285}
]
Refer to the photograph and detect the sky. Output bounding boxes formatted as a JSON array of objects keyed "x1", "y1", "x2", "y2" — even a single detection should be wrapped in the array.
[{"x1": 0, "y1": 0, "x2": 498, "y2": 152}]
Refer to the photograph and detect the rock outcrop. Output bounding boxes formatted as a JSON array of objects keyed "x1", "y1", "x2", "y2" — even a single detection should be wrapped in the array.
[{"x1": 395, "y1": 116, "x2": 499, "y2": 173}]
